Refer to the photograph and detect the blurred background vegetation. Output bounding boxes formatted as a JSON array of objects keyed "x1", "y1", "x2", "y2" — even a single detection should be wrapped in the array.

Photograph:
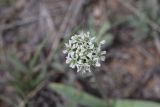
[{"x1": 0, "y1": 0, "x2": 160, "y2": 107}]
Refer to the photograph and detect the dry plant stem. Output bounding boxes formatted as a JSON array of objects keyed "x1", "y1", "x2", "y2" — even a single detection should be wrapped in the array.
[{"x1": 91, "y1": 67, "x2": 111, "y2": 107}]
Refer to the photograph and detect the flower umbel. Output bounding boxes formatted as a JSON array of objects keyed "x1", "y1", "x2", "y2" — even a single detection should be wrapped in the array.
[{"x1": 63, "y1": 32, "x2": 106, "y2": 73}]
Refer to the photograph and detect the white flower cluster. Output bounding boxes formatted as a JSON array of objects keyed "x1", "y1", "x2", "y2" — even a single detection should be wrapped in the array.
[{"x1": 63, "y1": 32, "x2": 106, "y2": 73}]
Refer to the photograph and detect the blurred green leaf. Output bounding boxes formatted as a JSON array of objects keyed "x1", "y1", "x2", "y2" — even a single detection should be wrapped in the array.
[
  {"x1": 88, "y1": 19, "x2": 113, "y2": 46},
  {"x1": 101, "y1": 35, "x2": 114, "y2": 46},
  {"x1": 31, "y1": 69, "x2": 47, "y2": 88},
  {"x1": 14, "y1": 83, "x2": 26, "y2": 98},
  {"x1": 114, "y1": 100, "x2": 160, "y2": 107},
  {"x1": 7, "y1": 55, "x2": 27, "y2": 72},
  {"x1": 97, "y1": 22, "x2": 111, "y2": 42},
  {"x1": 0, "y1": 0, "x2": 10, "y2": 5},
  {"x1": 29, "y1": 37, "x2": 48, "y2": 68},
  {"x1": 49, "y1": 83, "x2": 107, "y2": 107},
  {"x1": 49, "y1": 83, "x2": 160, "y2": 107},
  {"x1": 128, "y1": 0, "x2": 160, "y2": 42}
]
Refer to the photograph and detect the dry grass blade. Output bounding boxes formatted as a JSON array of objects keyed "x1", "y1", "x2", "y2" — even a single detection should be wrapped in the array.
[
  {"x1": 39, "y1": 4, "x2": 60, "y2": 63},
  {"x1": 59, "y1": 0, "x2": 87, "y2": 37},
  {"x1": 39, "y1": 4, "x2": 58, "y2": 50}
]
